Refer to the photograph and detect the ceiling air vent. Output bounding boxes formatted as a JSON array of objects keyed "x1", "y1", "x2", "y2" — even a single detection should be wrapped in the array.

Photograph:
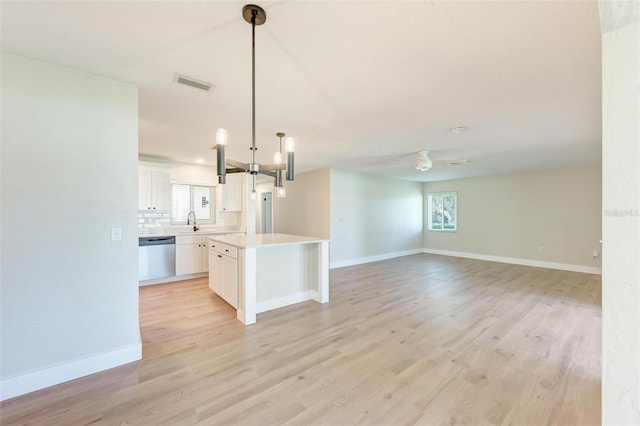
[{"x1": 174, "y1": 73, "x2": 214, "y2": 92}]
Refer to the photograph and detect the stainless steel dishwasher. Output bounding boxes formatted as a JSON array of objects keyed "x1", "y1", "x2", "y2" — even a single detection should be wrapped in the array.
[{"x1": 138, "y1": 236, "x2": 176, "y2": 281}]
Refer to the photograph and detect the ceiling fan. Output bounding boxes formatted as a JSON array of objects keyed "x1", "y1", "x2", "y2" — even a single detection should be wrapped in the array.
[{"x1": 416, "y1": 150, "x2": 469, "y2": 172}]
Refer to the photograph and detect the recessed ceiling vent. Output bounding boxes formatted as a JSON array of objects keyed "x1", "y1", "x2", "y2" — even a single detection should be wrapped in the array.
[{"x1": 174, "y1": 73, "x2": 214, "y2": 92}]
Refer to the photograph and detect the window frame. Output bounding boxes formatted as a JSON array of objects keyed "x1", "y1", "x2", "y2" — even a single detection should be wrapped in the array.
[
  {"x1": 170, "y1": 183, "x2": 216, "y2": 225},
  {"x1": 427, "y1": 191, "x2": 457, "y2": 232}
]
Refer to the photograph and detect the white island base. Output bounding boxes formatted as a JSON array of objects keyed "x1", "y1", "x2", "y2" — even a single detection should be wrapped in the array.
[{"x1": 208, "y1": 233, "x2": 329, "y2": 325}]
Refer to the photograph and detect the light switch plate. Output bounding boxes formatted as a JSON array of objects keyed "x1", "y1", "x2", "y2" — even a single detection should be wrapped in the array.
[{"x1": 111, "y1": 227, "x2": 122, "y2": 241}]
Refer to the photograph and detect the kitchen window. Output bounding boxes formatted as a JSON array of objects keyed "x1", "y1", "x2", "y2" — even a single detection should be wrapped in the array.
[
  {"x1": 427, "y1": 192, "x2": 457, "y2": 231},
  {"x1": 171, "y1": 184, "x2": 216, "y2": 224}
]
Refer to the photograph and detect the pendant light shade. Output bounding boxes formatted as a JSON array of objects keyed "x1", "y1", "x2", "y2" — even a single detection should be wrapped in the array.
[{"x1": 216, "y1": 128, "x2": 227, "y2": 184}]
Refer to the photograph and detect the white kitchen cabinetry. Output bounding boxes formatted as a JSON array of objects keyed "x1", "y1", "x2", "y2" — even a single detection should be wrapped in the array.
[
  {"x1": 139, "y1": 168, "x2": 170, "y2": 211},
  {"x1": 176, "y1": 235, "x2": 210, "y2": 275},
  {"x1": 217, "y1": 173, "x2": 242, "y2": 212},
  {"x1": 209, "y1": 240, "x2": 238, "y2": 308},
  {"x1": 208, "y1": 253, "x2": 222, "y2": 294}
]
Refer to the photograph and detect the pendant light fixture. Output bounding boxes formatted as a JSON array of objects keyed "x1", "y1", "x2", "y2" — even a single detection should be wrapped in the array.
[{"x1": 214, "y1": 4, "x2": 295, "y2": 199}]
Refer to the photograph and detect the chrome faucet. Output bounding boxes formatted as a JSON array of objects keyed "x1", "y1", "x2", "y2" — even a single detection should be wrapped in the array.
[{"x1": 187, "y1": 211, "x2": 198, "y2": 232}]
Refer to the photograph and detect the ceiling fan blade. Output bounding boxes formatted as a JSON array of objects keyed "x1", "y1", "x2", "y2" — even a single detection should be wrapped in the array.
[{"x1": 435, "y1": 159, "x2": 470, "y2": 165}]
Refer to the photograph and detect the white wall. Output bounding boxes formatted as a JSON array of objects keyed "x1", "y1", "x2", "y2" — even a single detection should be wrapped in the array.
[
  {"x1": 600, "y1": 1, "x2": 640, "y2": 423},
  {"x1": 330, "y1": 168, "x2": 423, "y2": 268},
  {"x1": 168, "y1": 162, "x2": 217, "y2": 185},
  {"x1": 423, "y1": 166, "x2": 602, "y2": 272},
  {"x1": 273, "y1": 168, "x2": 331, "y2": 239},
  {"x1": 0, "y1": 53, "x2": 140, "y2": 399}
]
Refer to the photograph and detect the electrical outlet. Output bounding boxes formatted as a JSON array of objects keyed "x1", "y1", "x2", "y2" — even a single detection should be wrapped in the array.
[
  {"x1": 593, "y1": 250, "x2": 599, "y2": 259},
  {"x1": 538, "y1": 246, "x2": 544, "y2": 253},
  {"x1": 111, "y1": 227, "x2": 122, "y2": 241}
]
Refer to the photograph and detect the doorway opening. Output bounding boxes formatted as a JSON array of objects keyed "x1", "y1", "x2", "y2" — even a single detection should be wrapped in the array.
[{"x1": 260, "y1": 191, "x2": 273, "y2": 234}]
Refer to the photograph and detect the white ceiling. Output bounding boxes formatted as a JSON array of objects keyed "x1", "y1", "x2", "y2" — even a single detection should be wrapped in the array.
[{"x1": 1, "y1": 0, "x2": 602, "y2": 182}]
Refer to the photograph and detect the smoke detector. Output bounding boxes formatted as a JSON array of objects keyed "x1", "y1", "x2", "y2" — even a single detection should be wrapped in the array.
[
  {"x1": 450, "y1": 126, "x2": 466, "y2": 134},
  {"x1": 174, "y1": 73, "x2": 214, "y2": 92},
  {"x1": 416, "y1": 150, "x2": 433, "y2": 171}
]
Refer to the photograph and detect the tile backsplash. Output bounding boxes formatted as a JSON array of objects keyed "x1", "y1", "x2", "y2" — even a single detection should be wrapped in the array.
[
  {"x1": 138, "y1": 210, "x2": 241, "y2": 231},
  {"x1": 138, "y1": 210, "x2": 170, "y2": 229},
  {"x1": 217, "y1": 211, "x2": 241, "y2": 227}
]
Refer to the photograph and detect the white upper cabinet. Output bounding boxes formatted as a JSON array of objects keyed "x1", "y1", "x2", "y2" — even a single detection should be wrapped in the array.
[
  {"x1": 139, "y1": 167, "x2": 170, "y2": 211},
  {"x1": 217, "y1": 173, "x2": 242, "y2": 212}
]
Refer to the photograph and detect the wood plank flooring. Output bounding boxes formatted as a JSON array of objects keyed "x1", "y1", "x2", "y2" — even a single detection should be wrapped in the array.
[{"x1": 0, "y1": 254, "x2": 601, "y2": 425}]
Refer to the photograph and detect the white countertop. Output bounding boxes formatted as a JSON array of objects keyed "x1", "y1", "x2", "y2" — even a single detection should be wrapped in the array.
[
  {"x1": 139, "y1": 228, "x2": 244, "y2": 239},
  {"x1": 208, "y1": 233, "x2": 328, "y2": 248}
]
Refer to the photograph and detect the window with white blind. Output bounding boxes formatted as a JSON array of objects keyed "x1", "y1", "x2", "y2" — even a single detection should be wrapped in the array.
[{"x1": 171, "y1": 184, "x2": 215, "y2": 225}]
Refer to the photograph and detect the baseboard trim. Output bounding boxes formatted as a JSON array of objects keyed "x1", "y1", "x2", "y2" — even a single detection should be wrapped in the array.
[
  {"x1": 0, "y1": 341, "x2": 142, "y2": 401},
  {"x1": 309, "y1": 290, "x2": 321, "y2": 303},
  {"x1": 422, "y1": 248, "x2": 602, "y2": 275},
  {"x1": 256, "y1": 290, "x2": 316, "y2": 314},
  {"x1": 139, "y1": 272, "x2": 207, "y2": 286},
  {"x1": 330, "y1": 249, "x2": 423, "y2": 269}
]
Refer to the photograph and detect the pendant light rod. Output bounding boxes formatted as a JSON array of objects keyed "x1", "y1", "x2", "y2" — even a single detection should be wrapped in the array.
[
  {"x1": 251, "y1": 8, "x2": 256, "y2": 163},
  {"x1": 243, "y1": 4, "x2": 265, "y2": 165},
  {"x1": 214, "y1": 5, "x2": 294, "y2": 198}
]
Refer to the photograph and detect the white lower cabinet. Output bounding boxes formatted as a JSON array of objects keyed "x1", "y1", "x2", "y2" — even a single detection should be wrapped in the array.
[
  {"x1": 208, "y1": 240, "x2": 238, "y2": 308},
  {"x1": 176, "y1": 235, "x2": 210, "y2": 276},
  {"x1": 220, "y1": 255, "x2": 238, "y2": 307},
  {"x1": 208, "y1": 253, "x2": 222, "y2": 294}
]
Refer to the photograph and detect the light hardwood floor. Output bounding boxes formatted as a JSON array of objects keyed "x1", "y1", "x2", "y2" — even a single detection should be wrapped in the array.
[{"x1": 0, "y1": 254, "x2": 601, "y2": 425}]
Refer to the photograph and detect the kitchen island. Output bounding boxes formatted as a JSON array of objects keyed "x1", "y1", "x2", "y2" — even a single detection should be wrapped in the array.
[{"x1": 208, "y1": 233, "x2": 329, "y2": 325}]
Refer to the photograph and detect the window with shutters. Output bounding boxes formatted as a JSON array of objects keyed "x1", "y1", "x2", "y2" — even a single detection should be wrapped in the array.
[{"x1": 171, "y1": 184, "x2": 215, "y2": 225}]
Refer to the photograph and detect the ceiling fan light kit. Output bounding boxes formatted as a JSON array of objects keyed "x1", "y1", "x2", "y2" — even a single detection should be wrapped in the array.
[
  {"x1": 415, "y1": 151, "x2": 469, "y2": 172},
  {"x1": 416, "y1": 125, "x2": 470, "y2": 172},
  {"x1": 214, "y1": 4, "x2": 294, "y2": 200},
  {"x1": 416, "y1": 150, "x2": 433, "y2": 171}
]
